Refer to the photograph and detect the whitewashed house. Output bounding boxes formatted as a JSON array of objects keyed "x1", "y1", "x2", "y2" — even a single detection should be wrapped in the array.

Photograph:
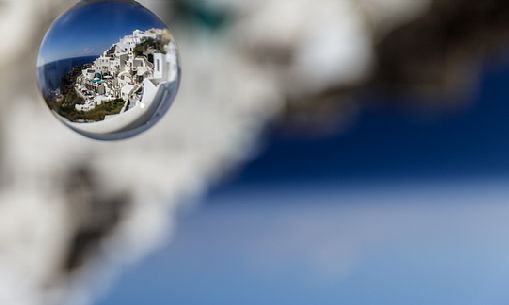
[{"x1": 121, "y1": 84, "x2": 137, "y2": 102}]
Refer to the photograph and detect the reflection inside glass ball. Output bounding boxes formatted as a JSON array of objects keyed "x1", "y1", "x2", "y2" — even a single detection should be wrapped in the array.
[{"x1": 37, "y1": 0, "x2": 180, "y2": 140}]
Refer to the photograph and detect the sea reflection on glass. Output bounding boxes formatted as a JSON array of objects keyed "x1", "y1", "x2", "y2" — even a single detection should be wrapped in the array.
[{"x1": 37, "y1": 0, "x2": 180, "y2": 140}]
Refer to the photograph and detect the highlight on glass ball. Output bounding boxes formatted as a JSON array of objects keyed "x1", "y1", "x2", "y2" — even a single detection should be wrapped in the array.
[{"x1": 37, "y1": 0, "x2": 180, "y2": 140}]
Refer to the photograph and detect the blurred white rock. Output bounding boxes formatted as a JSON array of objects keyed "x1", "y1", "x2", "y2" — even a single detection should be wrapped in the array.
[{"x1": 0, "y1": 0, "x2": 431, "y2": 304}]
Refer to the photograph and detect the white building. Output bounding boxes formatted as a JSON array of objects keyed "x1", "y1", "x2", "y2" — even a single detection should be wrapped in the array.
[
  {"x1": 75, "y1": 101, "x2": 95, "y2": 112},
  {"x1": 81, "y1": 68, "x2": 96, "y2": 79},
  {"x1": 94, "y1": 55, "x2": 110, "y2": 74},
  {"x1": 121, "y1": 84, "x2": 137, "y2": 102},
  {"x1": 153, "y1": 53, "x2": 167, "y2": 82},
  {"x1": 153, "y1": 47, "x2": 178, "y2": 84},
  {"x1": 117, "y1": 70, "x2": 133, "y2": 88},
  {"x1": 74, "y1": 28, "x2": 175, "y2": 115}
]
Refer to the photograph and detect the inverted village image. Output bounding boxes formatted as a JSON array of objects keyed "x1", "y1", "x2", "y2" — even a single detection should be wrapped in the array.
[{"x1": 51, "y1": 28, "x2": 177, "y2": 123}]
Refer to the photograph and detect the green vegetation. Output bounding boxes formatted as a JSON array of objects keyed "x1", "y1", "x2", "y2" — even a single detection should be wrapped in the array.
[
  {"x1": 74, "y1": 99, "x2": 126, "y2": 122},
  {"x1": 50, "y1": 64, "x2": 87, "y2": 120},
  {"x1": 50, "y1": 64, "x2": 125, "y2": 122},
  {"x1": 133, "y1": 36, "x2": 170, "y2": 56},
  {"x1": 53, "y1": 91, "x2": 126, "y2": 122},
  {"x1": 134, "y1": 39, "x2": 155, "y2": 56}
]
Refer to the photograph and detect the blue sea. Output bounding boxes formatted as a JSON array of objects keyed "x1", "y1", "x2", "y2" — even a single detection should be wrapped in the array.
[{"x1": 37, "y1": 56, "x2": 97, "y2": 100}]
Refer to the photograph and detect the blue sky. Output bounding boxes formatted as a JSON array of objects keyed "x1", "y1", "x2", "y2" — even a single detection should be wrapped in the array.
[{"x1": 37, "y1": 0, "x2": 166, "y2": 66}]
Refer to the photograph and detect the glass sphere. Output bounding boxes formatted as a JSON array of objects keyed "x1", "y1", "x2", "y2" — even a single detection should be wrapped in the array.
[{"x1": 37, "y1": 0, "x2": 180, "y2": 140}]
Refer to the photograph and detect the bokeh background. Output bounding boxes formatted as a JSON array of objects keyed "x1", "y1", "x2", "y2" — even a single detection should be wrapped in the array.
[{"x1": 2, "y1": 0, "x2": 509, "y2": 305}]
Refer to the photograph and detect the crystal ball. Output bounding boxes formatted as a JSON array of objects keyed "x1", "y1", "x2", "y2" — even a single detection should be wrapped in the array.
[{"x1": 37, "y1": 0, "x2": 180, "y2": 140}]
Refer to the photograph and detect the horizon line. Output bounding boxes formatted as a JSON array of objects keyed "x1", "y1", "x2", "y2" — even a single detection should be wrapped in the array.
[{"x1": 37, "y1": 27, "x2": 170, "y2": 68}]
